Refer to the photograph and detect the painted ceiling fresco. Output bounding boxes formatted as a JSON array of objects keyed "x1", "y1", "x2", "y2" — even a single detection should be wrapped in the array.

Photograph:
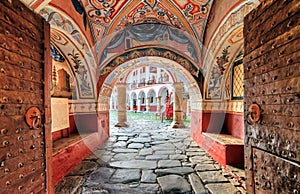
[{"x1": 20, "y1": 0, "x2": 262, "y2": 100}]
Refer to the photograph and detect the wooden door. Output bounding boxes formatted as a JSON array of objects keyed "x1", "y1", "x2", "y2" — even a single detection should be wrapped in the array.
[
  {"x1": 244, "y1": 0, "x2": 299, "y2": 193},
  {"x1": 0, "y1": 0, "x2": 52, "y2": 193}
]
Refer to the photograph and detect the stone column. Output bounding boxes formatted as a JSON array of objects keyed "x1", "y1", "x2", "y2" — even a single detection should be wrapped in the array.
[
  {"x1": 115, "y1": 83, "x2": 128, "y2": 127},
  {"x1": 146, "y1": 97, "x2": 150, "y2": 112},
  {"x1": 130, "y1": 98, "x2": 134, "y2": 111},
  {"x1": 156, "y1": 96, "x2": 161, "y2": 113},
  {"x1": 137, "y1": 98, "x2": 141, "y2": 112},
  {"x1": 171, "y1": 82, "x2": 185, "y2": 128},
  {"x1": 186, "y1": 99, "x2": 190, "y2": 116}
]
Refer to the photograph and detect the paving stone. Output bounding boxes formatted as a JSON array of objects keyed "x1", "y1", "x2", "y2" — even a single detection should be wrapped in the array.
[
  {"x1": 155, "y1": 167, "x2": 194, "y2": 176},
  {"x1": 154, "y1": 150, "x2": 175, "y2": 155},
  {"x1": 169, "y1": 154, "x2": 187, "y2": 160},
  {"x1": 98, "y1": 154, "x2": 114, "y2": 163},
  {"x1": 173, "y1": 142, "x2": 186, "y2": 149},
  {"x1": 112, "y1": 141, "x2": 127, "y2": 147},
  {"x1": 151, "y1": 141, "x2": 169, "y2": 145},
  {"x1": 158, "y1": 160, "x2": 181, "y2": 168},
  {"x1": 139, "y1": 148, "x2": 153, "y2": 156},
  {"x1": 145, "y1": 154, "x2": 169, "y2": 160},
  {"x1": 87, "y1": 167, "x2": 115, "y2": 183},
  {"x1": 190, "y1": 156, "x2": 214, "y2": 164},
  {"x1": 190, "y1": 141, "x2": 200, "y2": 147},
  {"x1": 113, "y1": 153, "x2": 137, "y2": 161},
  {"x1": 141, "y1": 170, "x2": 157, "y2": 183},
  {"x1": 56, "y1": 118, "x2": 243, "y2": 193},
  {"x1": 188, "y1": 173, "x2": 206, "y2": 194},
  {"x1": 118, "y1": 136, "x2": 129, "y2": 141},
  {"x1": 186, "y1": 147, "x2": 204, "y2": 152},
  {"x1": 206, "y1": 183, "x2": 239, "y2": 194},
  {"x1": 55, "y1": 176, "x2": 83, "y2": 194},
  {"x1": 110, "y1": 169, "x2": 141, "y2": 183},
  {"x1": 128, "y1": 143, "x2": 144, "y2": 149},
  {"x1": 157, "y1": 175, "x2": 191, "y2": 193},
  {"x1": 112, "y1": 148, "x2": 138, "y2": 153},
  {"x1": 68, "y1": 161, "x2": 98, "y2": 175},
  {"x1": 152, "y1": 143, "x2": 176, "y2": 150},
  {"x1": 187, "y1": 151, "x2": 207, "y2": 156},
  {"x1": 109, "y1": 160, "x2": 157, "y2": 169},
  {"x1": 197, "y1": 171, "x2": 229, "y2": 184},
  {"x1": 137, "y1": 184, "x2": 159, "y2": 194},
  {"x1": 129, "y1": 137, "x2": 151, "y2": 143},
  {"x1": 139, "y1": 132, "x2": 150, "y2": 137},
  {"x1": 195, "y1": 163, "x2": 220, "y2": 171}
]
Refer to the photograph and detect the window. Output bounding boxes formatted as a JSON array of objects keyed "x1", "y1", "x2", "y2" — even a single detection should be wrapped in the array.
[{"x1": 232, "y1": 59, "x2": 244, "y2": 99}]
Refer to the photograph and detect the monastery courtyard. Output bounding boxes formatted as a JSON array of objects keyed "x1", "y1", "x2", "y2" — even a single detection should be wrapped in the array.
[{"x1": 55, "y1": 112, "x2": 245, "y2": 194}]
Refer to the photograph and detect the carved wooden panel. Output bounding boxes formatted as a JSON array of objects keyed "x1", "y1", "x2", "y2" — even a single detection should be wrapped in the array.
[
  {"x1": 0, "y1": 0, "x2": 51, "y2": 193},
  {"x1": 244, "y1": 0, "x2": 300, "y2": 193}
]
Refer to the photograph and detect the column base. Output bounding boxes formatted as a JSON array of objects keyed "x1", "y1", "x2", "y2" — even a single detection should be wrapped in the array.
[
  {"x1": 115, "y1": 122, "x2": 129, "y2": 127},
  {"x1": 170, "y1": 121, "x2": 185, "y2": 128}
]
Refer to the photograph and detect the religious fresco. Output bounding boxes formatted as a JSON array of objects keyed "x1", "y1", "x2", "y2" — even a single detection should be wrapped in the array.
[
  {"x1": 50, "y1": 29, "x2": 95, "y2": 99},
  {"x1": 98, "y1": 23, "x2": 199, "y2": 66},
  {"x1": 50, "y1": 43, "x2": 76, "y2": 99},
  {"x1": 207, "y1": 46, "x2": 230, "y2": 99}
]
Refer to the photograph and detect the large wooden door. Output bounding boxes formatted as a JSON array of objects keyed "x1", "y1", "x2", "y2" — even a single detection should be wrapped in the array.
[
  {"x1": 0, "y1": 0, "x2": 52, "y2": 193},
  {"x1": 244, "y1": 0, "x2": 299, "y2": 193}
]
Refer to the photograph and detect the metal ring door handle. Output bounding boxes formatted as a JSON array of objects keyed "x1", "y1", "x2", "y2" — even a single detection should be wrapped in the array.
[
  {"x1": 246, "y1": 104, "x2": 261, "y2": 125},
  {"x1": 25, "y1": 107, "x2": 43, "y2": 129}
]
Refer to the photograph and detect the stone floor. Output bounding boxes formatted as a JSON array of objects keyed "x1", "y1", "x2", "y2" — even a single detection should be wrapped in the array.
[{"x1": 55, "y1": 116, "x2": 246, "y2": 194}]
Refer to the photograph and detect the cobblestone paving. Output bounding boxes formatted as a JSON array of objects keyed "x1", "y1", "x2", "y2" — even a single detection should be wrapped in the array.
[{"x1": 55, "y1": 117, "x2": 246, "y2": 194}]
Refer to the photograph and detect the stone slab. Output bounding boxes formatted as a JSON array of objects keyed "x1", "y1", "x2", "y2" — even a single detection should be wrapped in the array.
[
  {"x1": 158, "y1": 160, "x2": 181, "y2": 168},
  {"x1": 112, "y1": 148, "x2": 138, "y2": 153},
  {"x1": 157, "y1": 175, "x2": 191, "y2": 193},
  {"x1": 195, "y1": 163, "x2": 220, "y2": 171},
  {"x1": 87, "y1": 167, "x2": 115, "y2": 183},
  {"x1": 128, "y1": 143, "x2": 144, "y2": 149},
  {"x1": 197, "y1": 171, "x2": 229, "y2": 184},
  {"x1": 206, "y1": 183, "x2": 239, "y2": 194},
  {"x1": 113, "y1": 153, "x2": 137, "y2": 161},
  {"x1": 155, "y1": 167, "x2": 194, "y2": 176},
  {"x1": 139, "y1": 148, "x2": 153, "y2": 156},
  {"x1": 141, "y1": 170, "x2": 157, "y2": 183},
  {"x1": 146, "y1": 154, "x2": 169, "y2": 160},
  {"x1": 109, "y1": 160, "x2": 157, "y2": 169},
  {"x1": 188, "y1": 173, "x2": 206, "y2": 194},
  {"x1": 110, "y1": 169, "x2": 141, "y2": 183}
]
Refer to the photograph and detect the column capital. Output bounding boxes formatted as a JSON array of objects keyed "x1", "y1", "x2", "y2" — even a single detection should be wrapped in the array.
[
  {"x1": 115, "y1": 83, "x2": 127, "y2": 88},
  {"x1": 156, "y1": 96, "x2": 162, "y2": 100},
  {"x1": 173, "y1": 82, "x2": 184, "y2": 88}
]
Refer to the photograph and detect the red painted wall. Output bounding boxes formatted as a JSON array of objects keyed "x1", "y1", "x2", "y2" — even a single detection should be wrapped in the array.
[
  {"x1": 190, "y1": 110, "x2": 202, "y2": 142},
  {"x1": 224, "y1": 112, "x2": 244, "y2": 139},
  {"x1": 52, "y1": 112, "x2": 110, "y2": 185},
  {"x1": 191, "y1": 110, "x2": 244, "y2": 167},
  {"x1": 202, "y1": 111, "x2": 226, "y2": 134}
]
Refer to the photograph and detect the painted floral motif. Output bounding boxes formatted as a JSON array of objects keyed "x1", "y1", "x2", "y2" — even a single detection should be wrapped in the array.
[
  {"x1": 207, "y1": 46, "x2": 230, "y2": 99},
  {"x1": 68, "y1": 50, "x2": 92, "y2": 97}
]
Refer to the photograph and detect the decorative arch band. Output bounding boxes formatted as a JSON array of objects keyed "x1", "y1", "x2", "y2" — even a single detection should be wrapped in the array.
[{"x1": 98, "y1": 47, "x2": 200, "y2": 77}]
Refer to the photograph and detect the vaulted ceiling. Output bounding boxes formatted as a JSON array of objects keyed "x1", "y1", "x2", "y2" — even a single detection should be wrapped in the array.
[{"x1": 21, "y1": 0, "x2": 263, "y2": 100}]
